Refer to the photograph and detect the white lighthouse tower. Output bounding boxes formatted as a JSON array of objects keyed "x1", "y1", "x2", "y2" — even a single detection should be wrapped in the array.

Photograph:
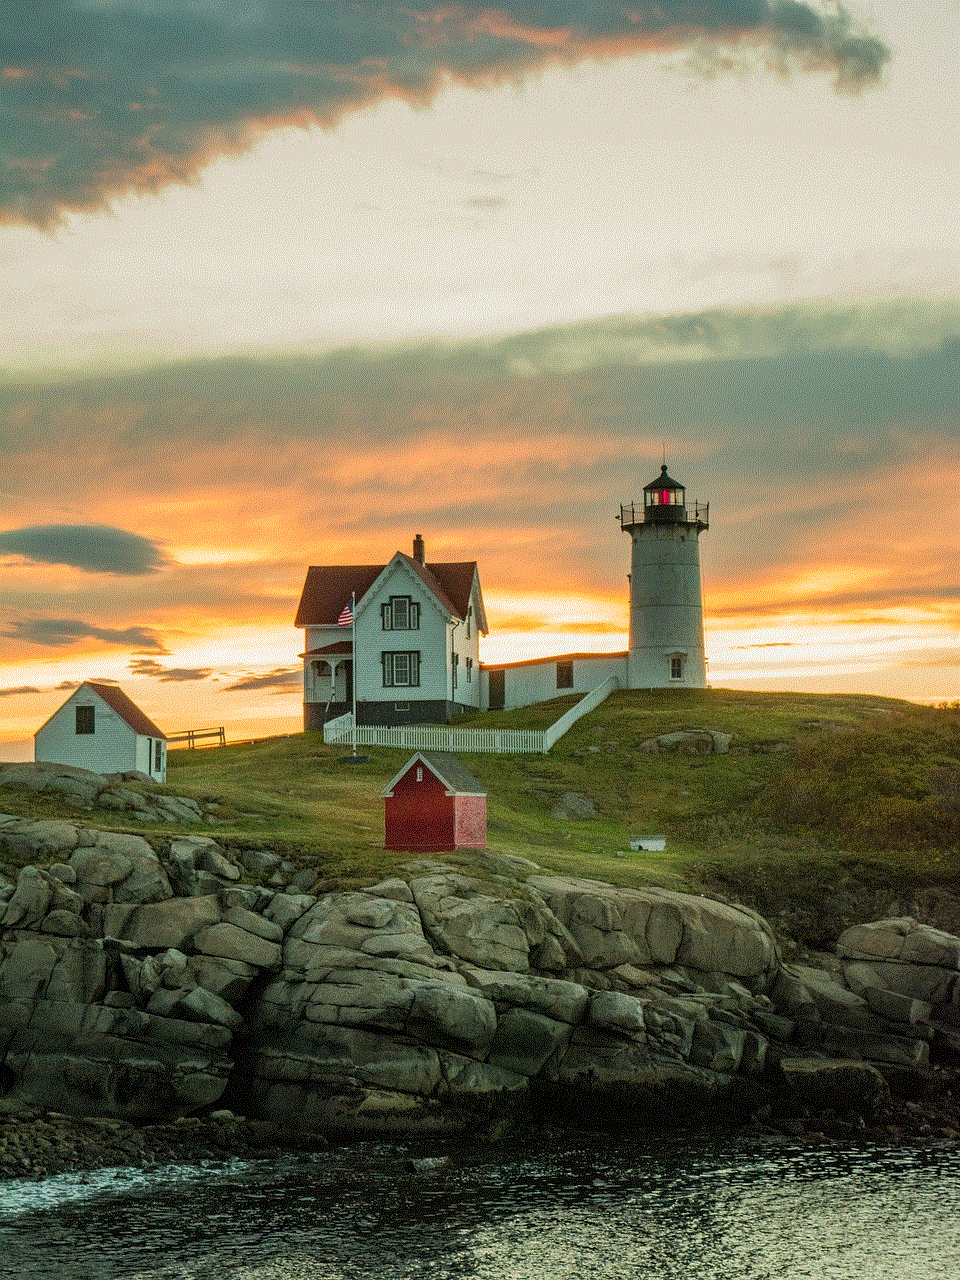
[{"x1": 620, "y1": 464, "x2": 709, "y2": 689}]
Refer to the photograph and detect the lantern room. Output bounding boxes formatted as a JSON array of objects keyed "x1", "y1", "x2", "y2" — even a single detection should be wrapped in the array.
[{"x1": 642, "y1": 464, "x2": 686, "y2": 523}]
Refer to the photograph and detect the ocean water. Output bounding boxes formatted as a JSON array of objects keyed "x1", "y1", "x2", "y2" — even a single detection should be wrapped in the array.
[{"x1": 1, "y1": 1132, "x2": 957, "y2": 1280}]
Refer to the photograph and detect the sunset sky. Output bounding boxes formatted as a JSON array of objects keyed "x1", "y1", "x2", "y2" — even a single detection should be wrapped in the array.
[{"x1": 1, "y1": 2, "x2": 957, "y2": 759}]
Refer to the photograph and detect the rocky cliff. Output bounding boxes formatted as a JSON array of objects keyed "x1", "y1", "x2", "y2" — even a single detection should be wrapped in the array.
[{"x1": 1, "y1": 767, "x2": 958, "y2": 1142}]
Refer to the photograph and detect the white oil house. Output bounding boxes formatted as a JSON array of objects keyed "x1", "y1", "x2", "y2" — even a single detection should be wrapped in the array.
[{"x1": 34, "y1": 681, "x2": 168, "y2": 782}]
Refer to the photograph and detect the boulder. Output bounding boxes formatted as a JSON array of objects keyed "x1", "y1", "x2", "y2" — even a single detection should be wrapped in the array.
[
  {"x1": 189, "y1": 955, "x2": 259, "y2": 1003},
  {"x1": 2, "y1": 867, "x2": 54, "y2": 928},
  {"x1": 838, "y1": 918, "x2": 960, "y2": 1022},
  {"x1": 0, "y1": 762, "x2": 103, "y2": 797},
  {"x1": 69, "y1": 847, "x2": 133, "y2": 903},
  {"x1": 405, "y1": 980, "x2": 497, "y2": 1052},
  {"x1": 263, "y1": 892, "x2": 315, "y2": 932},
  {"x1": 639, "y1": 729, "x2": 732, "y2": 755},
  {"x1": 410, "y1": 873, "x2": 530, "y2": 971},
  {"x1": 777, "y1": 1057, "x2": 889, "y2": 1118},
  {"x1": 550, "y1": 792, "x2": 597, "y2": 820},
  {"x1": 839, "y1": 918, "x2": 960, "y2": 969},
  {"x1": 785, "y1": 964, "x2": 872, "y2": 1030},
  {"x1": 459, "y1": 968, "x2": 589, "y2": 1024},
  {"x1": 1, "y1": 819, "x2": 79, "y2": 862},
  {"x1": 528, "y1": 876, "x2": 777, "y2": 980},
  {"x1": 587, "y1": 990, "x2": 647, "y2": 1036},
  {"x1": 289, "y1": 893, "x2": 437, "y2": 968},
  {"x1": 0, "y1": 936, "x2": 60, "y2": 1001},
  {"x1": 488, "y1": 1006, "x2": 570, "y2": 1076},
  {"x1": 114, "y1": 895, "x2": 221, "y2": 949},
  {"x1": 195, "y1": 922, "x2": 282, "y2": 970}
]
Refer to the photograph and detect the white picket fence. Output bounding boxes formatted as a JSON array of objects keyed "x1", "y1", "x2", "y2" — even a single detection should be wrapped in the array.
[
  {"x1": 322, "y1": 676, "x2": 619, "y2": 754},
  {"x1": 324, "y1": 722, "x2": 547, "y2": 753}
]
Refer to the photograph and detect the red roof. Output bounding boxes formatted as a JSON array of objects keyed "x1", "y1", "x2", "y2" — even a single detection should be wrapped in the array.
[
  {"x1": 86, "y1": 682, "x2": 166, "y2": 739},
  {"x1": 295, "y1": 554, "x2": 484, "y2": 629},
  {"x1": 381, "y1": 751, "x2": 486, "y2": 798}
]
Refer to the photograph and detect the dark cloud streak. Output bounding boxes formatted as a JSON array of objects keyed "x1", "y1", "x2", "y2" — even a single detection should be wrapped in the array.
[
  {"x1": 128, "y1": 658, "x2": 213, "y2": 683},
  {"x1": 0, "y1": 524, "x2": 166, "y2": 575},
  {"x1": 1, "y1": 2, "x2": 890, "y2": 227},
  {"x1": 223, "y1": 669, "x2": 301, "y2": 693},
  {"x1": 3, "y1": 617, "x2": 169, "y2": 653}
]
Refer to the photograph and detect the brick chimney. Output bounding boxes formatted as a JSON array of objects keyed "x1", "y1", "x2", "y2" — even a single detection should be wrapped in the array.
[{"x1": 413, "y1": 533, "x2": 425, "y2": 565}]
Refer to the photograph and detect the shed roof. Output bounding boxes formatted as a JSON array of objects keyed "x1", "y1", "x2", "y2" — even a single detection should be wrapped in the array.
[
  {"x1": 85, "y1": 682, "x2": 167, "y2": 739},
  {"x1": 381, "y1": 751, "x2": 486, "y2": 798}
]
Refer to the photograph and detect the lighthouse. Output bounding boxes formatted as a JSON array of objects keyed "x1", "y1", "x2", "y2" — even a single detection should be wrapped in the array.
[{"x1": 620, "y1": 464, "x2": 709, "y2": 689}]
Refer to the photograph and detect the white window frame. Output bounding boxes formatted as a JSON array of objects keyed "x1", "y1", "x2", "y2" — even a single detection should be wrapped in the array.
[
  {"x1": 381, "y1": 596, "x2": 420, "y2": 630},
  {"x1": 382, "y1": 650, "x2": 420, "y2": 687}
]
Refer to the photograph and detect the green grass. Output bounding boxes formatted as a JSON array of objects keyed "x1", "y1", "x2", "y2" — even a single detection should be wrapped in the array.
[{"x1": 5, "y1": 688, "x2": 958, "y2": 943}]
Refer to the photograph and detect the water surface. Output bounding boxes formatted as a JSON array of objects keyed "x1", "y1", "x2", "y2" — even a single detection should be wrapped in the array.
[{"x1": 1, "y1": 1133, "x2": 957, "y2": 1279}]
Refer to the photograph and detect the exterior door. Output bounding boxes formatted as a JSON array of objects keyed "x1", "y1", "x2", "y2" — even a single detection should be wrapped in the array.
[{"x1": 488, "y1": 669, "x2": 504, "y2": 710}]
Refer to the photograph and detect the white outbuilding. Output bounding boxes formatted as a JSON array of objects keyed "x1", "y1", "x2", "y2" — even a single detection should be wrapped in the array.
[{"x1": 34, "y1": 681, "x2": 168, "y2": 782}]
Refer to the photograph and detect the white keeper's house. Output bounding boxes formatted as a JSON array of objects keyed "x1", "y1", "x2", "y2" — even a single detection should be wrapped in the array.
[
  {"x1": 34, "y1": 681, "x2": 168, "y2": 782},
  {"x1": 296, "y1": 463, "x2": 710, "y2": 730},
  {"x1": 296, "y1": 534, "x2": 488, "y2": 728}
]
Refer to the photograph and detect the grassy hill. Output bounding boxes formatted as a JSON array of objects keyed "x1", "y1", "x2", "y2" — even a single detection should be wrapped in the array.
[
  {"x1": 7, "y1": 688, "x2": 960, "y2": 948},
  {"x1": 165, "y1": 687, "x2": 959, "y2": 945}
]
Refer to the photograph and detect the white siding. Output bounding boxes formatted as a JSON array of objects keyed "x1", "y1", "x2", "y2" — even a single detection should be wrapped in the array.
[
  {"x1": 355, "y1": 561, "x2": 451, "y2": 706},
  {"x1": 484, "y1": 654, "x2": 627, "y2": 711},
  {"x1": 627, "y1": 523, "x2": 707, "y2": 688},
  {"x1": 450, "y1": 588, "x2": 482, "y2": 709},
  {"x1": 35, "y1": 686, "x2": 139, "y2": 775}
]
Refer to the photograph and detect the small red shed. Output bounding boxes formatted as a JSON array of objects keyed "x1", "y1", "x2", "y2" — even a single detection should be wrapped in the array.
[{"x1": 381, "y1": 751, "x2": 487, "y2": 852}]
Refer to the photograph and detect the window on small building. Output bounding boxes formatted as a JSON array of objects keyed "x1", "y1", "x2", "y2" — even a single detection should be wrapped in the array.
[
  {"x1": 670, "y1": 656, "x2": 684, "y2": 680},
  {"x1": 76, "y1": 705, "x2": 95, "y2": 734},
  {"x1": 557, "y1": 660, "x2": 573, "y2": 689},
  {"x1": 452, "y1": 652, "x2": 459, "y2": 689},
  {"x1": 466, "y1": 656, "x2": 473, "y2": 682},
  {"x1": 381, "y1": 596, "x2": 420, "y2": 630},
  {"x1": 381, "y1": 651, "x2": 421, "y2": 687},
  {"x1": 154, "y1": 740, "x2": 163, "y2": 772}
]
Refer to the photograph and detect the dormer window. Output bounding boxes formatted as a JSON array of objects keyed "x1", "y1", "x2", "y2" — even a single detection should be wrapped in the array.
[{"x1": 381, "y1": 596, "x2": 420, "y2": 630}]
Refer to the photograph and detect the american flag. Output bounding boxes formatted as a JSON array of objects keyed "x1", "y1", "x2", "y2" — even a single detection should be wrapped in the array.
[{"x1": 337, "y1": 602, "x2": 354, "y2": 626}]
